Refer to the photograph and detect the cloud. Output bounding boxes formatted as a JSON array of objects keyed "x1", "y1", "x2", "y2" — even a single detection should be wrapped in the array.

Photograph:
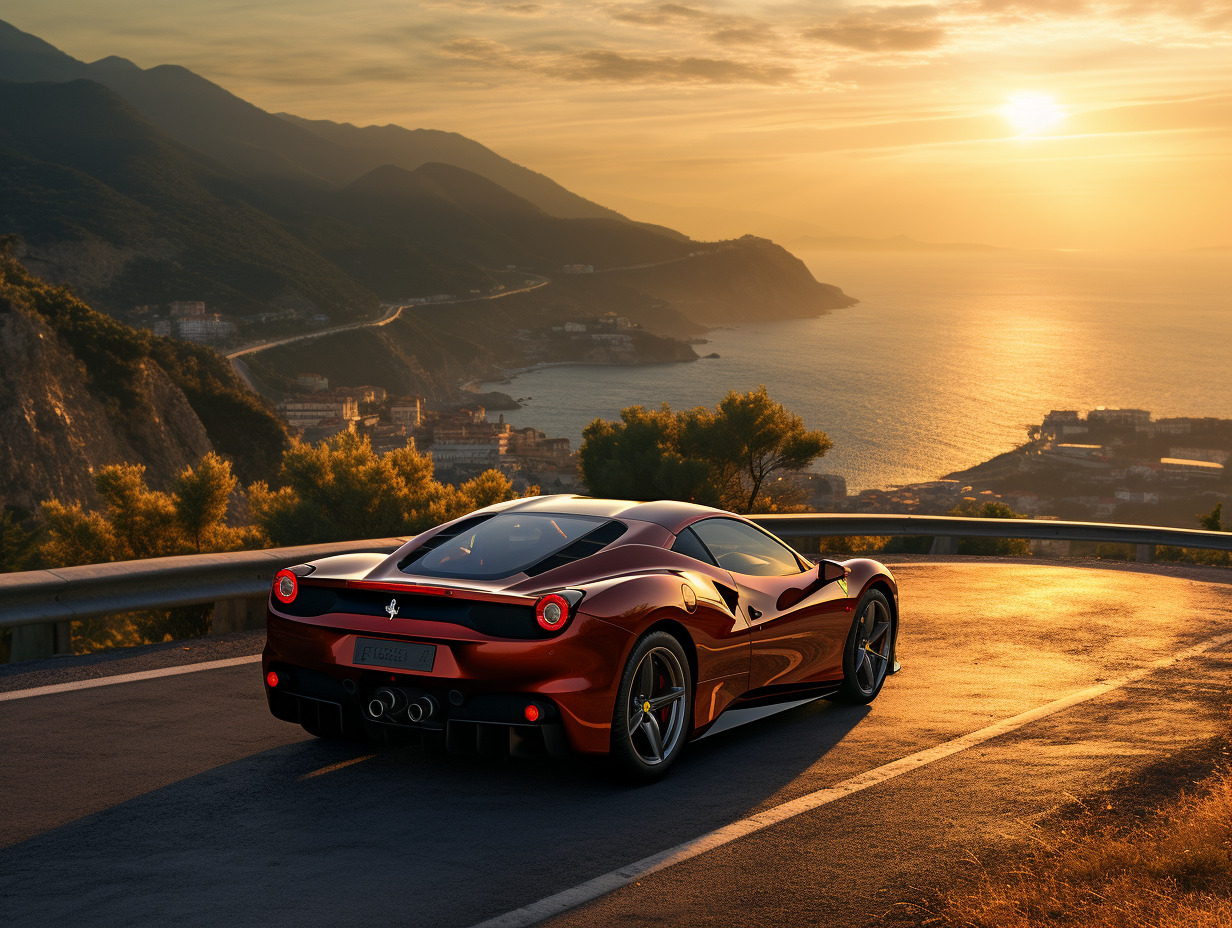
[
  {"x1": 440, "y1": 36, "x2": 526, "y2": 68},
  {"x1": 709, "y1": 25, "x2": 776, "y2": 45},
  {"x1": 804, "y1": 5, "x2": 946, "y2": 53},
  {"x1": 805, "y1": 21, "x2": 946, "y2": 51},
  {"x1": 556, "y1": 49, "x2": 795, "y2": 83},
  {"x1": 432, "y1": 0, "x2": 546, "y2": 14},
  {"x1": 612, "y1": 3, "x2": 708, "y2": 26},
  {"x1": 441, "y1": 35, "x2": 794, "y2": 84},
  {"x1": 611, "y1": 2, "x2": 780, "y2": 46}
]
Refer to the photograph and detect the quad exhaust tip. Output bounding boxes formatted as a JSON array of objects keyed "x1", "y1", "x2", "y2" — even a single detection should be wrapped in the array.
[
  {"x1": 407, "y1": 695, "x2": 438, "y2": 723},
  {"x1": 369, "y1": 687, "x2": 407, "y2": 719},
  {"x1": 367, "y1": 689, "x2": 436, "y2": 723}
]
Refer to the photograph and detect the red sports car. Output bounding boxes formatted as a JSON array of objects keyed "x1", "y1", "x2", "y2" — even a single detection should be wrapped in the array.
[{"x1": 263, "y1": 496, "x2": 899, "y2": 779}]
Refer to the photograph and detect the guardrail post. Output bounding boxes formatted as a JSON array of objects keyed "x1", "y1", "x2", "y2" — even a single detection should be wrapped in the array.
[
  {"x1": 1135, "y1": 544, "x2": 1155, "y2": 564},
  {"x1": 212, "y1": 595, "x2": 269, "y2": 634},
  {"x1": 929, "y1": 535, "x2": 958, "y2": 556},
  {"x1": 10, "y1": 624, "x2": 52, "y2": 662},
  {"x1": 55, "y1": 620, "x2": 72, "y2": 654}
]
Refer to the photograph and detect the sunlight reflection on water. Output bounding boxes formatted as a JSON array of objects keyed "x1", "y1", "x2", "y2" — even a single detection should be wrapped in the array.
[{"x1": 483, "y1": 250, "x2": 1231, "y2": 491}]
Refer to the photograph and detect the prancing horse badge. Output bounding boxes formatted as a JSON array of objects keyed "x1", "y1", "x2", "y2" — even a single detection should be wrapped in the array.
[{"x1": 385, "y1": 599, "x2": 399, "y2": 620}]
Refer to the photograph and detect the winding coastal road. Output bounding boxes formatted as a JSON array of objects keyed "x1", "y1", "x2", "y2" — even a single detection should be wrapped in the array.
[
  {"x1": 221, "y1": 249, "x2": 722, "y2": 392},
  {"x1": 223, "y1": 274, "x2": 552, "y2": 387},
  {"x1": 1, "y1": 558, "x2": 1228, "y2": 928}
]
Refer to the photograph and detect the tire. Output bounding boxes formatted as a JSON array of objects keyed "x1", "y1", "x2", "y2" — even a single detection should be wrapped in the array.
[
  {"x1": 609, "y1": 631, "x2": 693, "y2": 781},
  {"x1": 832, "y1": 589, "x2": 894, "y2": 705}
]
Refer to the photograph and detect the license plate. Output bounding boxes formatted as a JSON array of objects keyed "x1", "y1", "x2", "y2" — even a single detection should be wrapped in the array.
[{"x1": 352, "y1": 638, "x2": 436, "y2": 672}]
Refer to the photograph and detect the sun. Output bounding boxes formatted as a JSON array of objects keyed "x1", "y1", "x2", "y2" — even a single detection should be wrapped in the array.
[{"x1": 1000, "y1": 93, "x2": 1066, "y2": 136}]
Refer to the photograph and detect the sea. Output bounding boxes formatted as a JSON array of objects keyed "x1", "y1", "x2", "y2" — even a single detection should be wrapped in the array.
[{"x1": 482, "y1": 249, "x2": 1231, "y2": 492}]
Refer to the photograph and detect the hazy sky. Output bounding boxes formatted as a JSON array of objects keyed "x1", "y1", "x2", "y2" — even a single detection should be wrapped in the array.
[{"x1": 7, "y1": 1, "x2": 1230, "y2": 248}]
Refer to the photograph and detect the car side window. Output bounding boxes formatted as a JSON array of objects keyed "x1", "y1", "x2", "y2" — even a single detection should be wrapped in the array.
[
  {"x1": 670, "y1": 527, "x2": 717, "y2": 565},
  {"x1": 689, "y1": 518, "x2": 804, "y2": 577}
]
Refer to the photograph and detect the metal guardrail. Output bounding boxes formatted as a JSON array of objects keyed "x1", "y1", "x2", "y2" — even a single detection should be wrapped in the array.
[
  {"x1": 1, "y1": 515, "x2": 1228, "y2": 662},
  {"x1": 0, "y1": 537, "x2": 407, "y2": 662},
  {"x1": 0, "y1": 537, "x2": 408, "y2": 628},
  {"x1": 751, "y1": 513, "x2": 1232, "y2": 552}
]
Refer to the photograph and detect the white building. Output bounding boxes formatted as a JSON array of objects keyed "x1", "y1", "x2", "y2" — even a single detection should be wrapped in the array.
[
  {"x1": 430, "y1": 440, "x2": 503, "y2": 469},
  {"x1": 1160, "y1": 457, "x2": 1224, "y2": 478},
  {"x1": 176, "y1": 315, "x2": 235, "y2": 344},
  {"x1": 391, "y1": 400, "x2": 423, "y2": 429},
  {"x1": 278, "y1": 396, "x2": 360, "y2": 429}
]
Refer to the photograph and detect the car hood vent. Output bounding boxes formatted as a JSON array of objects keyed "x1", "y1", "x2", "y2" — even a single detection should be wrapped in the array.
[{"x1": 521, "y1": 520, "x2": 628, "y2": 577}]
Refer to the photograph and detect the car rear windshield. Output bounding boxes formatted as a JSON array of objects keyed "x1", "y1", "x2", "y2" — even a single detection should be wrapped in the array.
[{"x1": 402, "y1": 513, "x2": 613, "y2": 580}]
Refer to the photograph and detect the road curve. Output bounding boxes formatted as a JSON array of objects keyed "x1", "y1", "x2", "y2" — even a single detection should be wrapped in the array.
[
  {"x1": 0, "y1": 559, "x2": 1228, "y2": 928},
  {"x1": 224, "y1": 276, "x2": 552, "y2": 363}
]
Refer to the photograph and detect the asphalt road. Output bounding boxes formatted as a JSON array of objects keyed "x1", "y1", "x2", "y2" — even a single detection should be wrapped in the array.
[
  {"x1": 1, "y1": 559, "x2": 1228, "y2": 928},
  {"x1": 224, "y1": 275, "x2": 551, "y2": 362}
]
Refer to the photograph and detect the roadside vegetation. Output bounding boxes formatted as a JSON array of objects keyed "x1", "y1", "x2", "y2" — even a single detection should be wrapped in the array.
[
  {"x1": 934, "y1": 772, "x2": 1231, "y2": 928},
  {"x1": 0, "y1": 433, "x2": 527, "y2": 658},
  {"x1": 577, "y1": 386, "x2": 831, "y2": 513},
  {"x1": 1, "y1": 385, "x2": 1225, "y2": 659}
]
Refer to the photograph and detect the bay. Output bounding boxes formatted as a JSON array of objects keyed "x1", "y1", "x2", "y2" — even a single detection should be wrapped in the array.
[{"x1": 483, "y1": 250, "x2": 1231, "y2": 491}]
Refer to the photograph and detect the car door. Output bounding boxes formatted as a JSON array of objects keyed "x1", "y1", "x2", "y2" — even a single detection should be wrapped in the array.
[{"x1": 688, "y1": 517, "x2": 850, "y2": 692}]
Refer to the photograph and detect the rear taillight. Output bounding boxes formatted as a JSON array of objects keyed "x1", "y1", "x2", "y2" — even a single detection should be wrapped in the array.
[
  {"x1": 266, "y1": 670, "x2": 279, "y2": 688},
  {"x1": 273, "y1": 569, "x2": 298, "y2": 604},
  {"x1": 535, "y1": 593, "x2": 571, "y2": 632}
]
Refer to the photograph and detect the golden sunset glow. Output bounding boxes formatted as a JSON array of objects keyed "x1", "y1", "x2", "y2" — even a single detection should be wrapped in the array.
[
  {"x1": 1001, "y1": 94, "x2": 1066, "y2": 137},
  {"x1": 4, "y1": 1, "x2": 1229, "y2": 250}
]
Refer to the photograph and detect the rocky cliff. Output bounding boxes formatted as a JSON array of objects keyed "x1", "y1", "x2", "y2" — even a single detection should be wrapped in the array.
[
  {"x1": 0, "y1": 250, "x2": 285, "y2": 511},
  {"x1": 0, "y1": 290, "x2": 211, "y2": 509},
  {"x1": 607, "y1": 236, "x2": 857, "y2": 326}
]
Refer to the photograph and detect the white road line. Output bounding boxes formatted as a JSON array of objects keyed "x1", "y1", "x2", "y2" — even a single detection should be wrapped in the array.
[
  {"x1": 469, "y1": 631, "x2": 1232, "y2": 928},
  {"x1": 0, "y1": 655, "x2": 263, "y2": 702}
]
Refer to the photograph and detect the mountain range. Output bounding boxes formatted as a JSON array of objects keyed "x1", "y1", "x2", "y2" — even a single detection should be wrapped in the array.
[
  {"x1": 0, "y1": 18, "x2": 864, "y2": 519},
  {"x1": 0, "y1": 18, "x2": 852, "y2": 335}
]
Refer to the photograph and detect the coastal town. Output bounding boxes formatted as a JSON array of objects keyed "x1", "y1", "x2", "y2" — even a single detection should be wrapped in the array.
[
  {"x1": 848, "y1": 407, "x2": 1230, "y2": 528},
  {"x1": 268, "y1": 381, "x2": 1231, "y2": 533},
  {"x1": 274, "y1": 375, "x2": 579, "y2": 495}
]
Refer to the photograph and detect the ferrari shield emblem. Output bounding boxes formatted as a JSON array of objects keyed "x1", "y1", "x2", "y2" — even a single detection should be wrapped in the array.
[{"x1": 837, "y1": 577, "x2": 848, "y2": 596}]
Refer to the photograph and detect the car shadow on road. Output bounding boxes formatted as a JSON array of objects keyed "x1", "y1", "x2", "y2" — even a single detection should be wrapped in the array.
[{"x1": 0, "y1": 699, "x2": 869, "y2": 928}]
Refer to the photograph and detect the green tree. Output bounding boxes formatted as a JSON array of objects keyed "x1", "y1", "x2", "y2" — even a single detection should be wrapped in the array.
[
  {"x1": 175, "y1": 452, "x2": 238, "y2": 552},
  {"x1": 687, "y1": 387, "x2": 832, "y2": 512},
  {"x1": 949, "y1": 500, "x2": 1032, "y2": 556},
  {"x1": 1198, "y1": 502, "x2": 1223, "y2": 532},
  {"x1": 38, "y1": 499, "x2": 123, "y2": 568},
  {"x1": 37, "y1": 455, "x2": 256, "y2": 650},
  {"x1": 578, "y1": 387, "x2": 831, "y2": 513},
  {"x1": 0, "y1": 508, "x2": 41, "y2": 573},
  {"x1": 578, "y1": 404, "x2": 718, "y2": 506},
  {"x1": 93, "y1": 464, "x2": 180, "y2": 559},
  {"x1": 248, "y1": 432, "x2": 526, "y2": 546}
]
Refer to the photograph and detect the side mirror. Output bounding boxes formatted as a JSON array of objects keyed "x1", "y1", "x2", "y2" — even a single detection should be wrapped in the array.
[
  {"x1": 777, "y1": 559, "x2": 848, "y2": 611},
  {"x1": 820, "y1": 560, "x2": 847, "y2": 585}
]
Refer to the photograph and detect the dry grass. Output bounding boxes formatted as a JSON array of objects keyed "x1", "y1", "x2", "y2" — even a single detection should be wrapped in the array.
[{"x1": 938, "y1": 774, "x2": 1232, "y2": 928}]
